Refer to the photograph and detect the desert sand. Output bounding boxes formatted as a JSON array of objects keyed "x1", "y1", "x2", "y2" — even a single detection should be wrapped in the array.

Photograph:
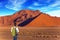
[
  {"x1": 0, "y1": 27, "x2": 60, "y2": 40},
  {"x1": 0, "y1": 10, "x2": 60, "y2": 40},
  {"x1": 0, "y1": 10, "x2": 60, "y2": 27}
]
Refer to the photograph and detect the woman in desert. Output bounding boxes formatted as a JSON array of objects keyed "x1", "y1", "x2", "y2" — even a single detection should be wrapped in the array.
[{"x1": 11, "y1": 23, "x2": 19, "y2": 40}]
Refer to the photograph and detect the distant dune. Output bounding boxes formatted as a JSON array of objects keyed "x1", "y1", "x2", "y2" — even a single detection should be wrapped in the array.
[{"x1": 0, "y1": 10, "x2": 60, "y2": 27}]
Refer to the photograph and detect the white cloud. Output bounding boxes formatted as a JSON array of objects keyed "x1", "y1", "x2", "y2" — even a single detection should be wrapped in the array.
[
  {"x1": 29, "y1": 0, "x2": 60, "y2": 17},
  {"x1": 33, "y1": 2, "x2": 39, "y2": 6},
  {"x1": 29, "y1": 0, "x2": 60, "y2": 12},
  {"x1": 46, "y1": 0, "x2": 51, "y2": 3},
  {"x1": 0, "y1": 3, "x2": 3, "y2": 7},
  {"x1": 5, "y1": 0, "x2": 26, "y2": 11},
  {"x1": 28, "y1": 6, "x2": 40, "y2": 10},
  {"x1": 48, "y1": 0, "x2": 60, "y2": 7},
  {"x1": 33, "y1": 0, "x2": 51, "y2": 7},
  {"x1": 46, "y1": 10, "x2": 60, "y2": 17},
  {"x1": 33, "y1": 2, "x2": 42, "y2": 6},
  {"x1": 38, "y1": 0, "x2": 60, "y2": 17}
]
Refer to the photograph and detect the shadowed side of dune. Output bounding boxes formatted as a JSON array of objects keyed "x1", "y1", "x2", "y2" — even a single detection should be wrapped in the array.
[
  {"x1": 13, "y1": 13, "x2": 41, "y2": 27},
  {"x1": 18, "y1": 14, "x2": 40, "y2": 27},
  {"x1": 0, "y1": 10, "x2": 60, "y2": 27}
]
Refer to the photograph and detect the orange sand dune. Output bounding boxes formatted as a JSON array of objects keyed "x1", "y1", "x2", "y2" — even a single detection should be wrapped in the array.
[
  {"x1": 0, "y1": 10, "x2": 40, "y2": 26},
  {"x1": 25, "y1": 13, "x2": 60, "y2": 27},
  {"x1": 0, "y1": 10, "x2": 60, "y2": 27}
]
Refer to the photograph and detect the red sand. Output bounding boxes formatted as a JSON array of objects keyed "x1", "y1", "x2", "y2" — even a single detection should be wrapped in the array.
[
  {"x1": 26, "y1": 13, "x2": 60, "y2": 27},
  {"x1": 0, "y1": 10, "x2": 60, "y2": 27}
]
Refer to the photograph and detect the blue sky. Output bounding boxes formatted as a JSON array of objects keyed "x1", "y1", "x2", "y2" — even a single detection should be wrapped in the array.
[{"x1": 0, "y1": 0, "x2": 60, "y2": 17}]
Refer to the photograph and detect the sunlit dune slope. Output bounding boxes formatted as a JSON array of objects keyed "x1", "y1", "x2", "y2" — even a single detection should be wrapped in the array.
[
  {"x1": 25, "y1": 13, "x2": 60, "y2": 27},
  {"x1": 0, "y1": 10, "x2": 60, "y2": 27}
]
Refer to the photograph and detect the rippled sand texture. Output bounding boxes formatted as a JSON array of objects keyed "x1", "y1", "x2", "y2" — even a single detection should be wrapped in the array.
[{"x1": 0, "y1": 27, "x2": 60, "y2": 40}]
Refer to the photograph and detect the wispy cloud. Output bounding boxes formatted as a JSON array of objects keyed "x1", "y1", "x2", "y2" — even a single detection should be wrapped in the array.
[
  {"x1": 0, "y1": 2, "x2": 3, "y2": 7},
  {"x1": 46, "y1": 0, "x2": 51, "y2": 3},
  {"x1": 40, "y1": 0, "x2": 60, "y2": 10},
  {"x1": 5, "y1": 0, "x2": 60, "y2": 17},
  {"x1": 33, "y1": 2, "x2": 41, "y2": 6},
  {"x1": 5, "y1": 0, "x2": 26, "y2": 11},
  {"x1": 46, "y1": 10, "x2": 60, "y2": 17},
  {"x1": 48, "y1": 0, "x2": 60, "y2": 7},
  {"x1": 28, "y1": 0, "x2": 60, "y2": 17},
  {"x1": 39, "y1": 0, "x2": 60, "y2": 17}
]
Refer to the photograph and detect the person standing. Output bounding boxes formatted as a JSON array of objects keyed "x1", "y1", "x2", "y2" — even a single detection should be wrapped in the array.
[{"x1": 11, "y1": 26, "x2": 19, "y2": 40}]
